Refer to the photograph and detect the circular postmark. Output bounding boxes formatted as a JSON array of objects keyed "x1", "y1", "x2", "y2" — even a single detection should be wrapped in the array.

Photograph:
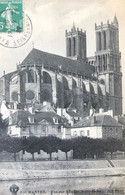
[{"x1": 0, "y1": 13, "x2": 32, "y2": 48}]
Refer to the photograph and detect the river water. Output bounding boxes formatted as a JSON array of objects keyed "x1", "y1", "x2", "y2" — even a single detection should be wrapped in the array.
[{"x1": 0, "y1": 177, "x2": 125, "y2": 195}]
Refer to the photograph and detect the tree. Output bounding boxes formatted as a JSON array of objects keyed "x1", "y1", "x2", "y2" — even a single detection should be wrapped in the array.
[
  {"x1": 42, "y1": 136, "x2": 60, "y2": 160},
  {"x1": 91, "y1": 138, "x2": 105, "y2": 159},
  {"x1": 25, "y1": 136, "x2": 40, "y2": 161},
  {"x1": 104, "y1": 138, "x2": 120, "y2": 159},
  {"x1": 59, "y1": 139, "x2": 73, "y2": 160},
  {"x1": 72, "y1": 137, "x2": 90, "y2": 159},
  {"x1": 39, "y1": 136, "x2": 47, "y2": 153},
  {"x1": 4, "y1": 137, "x2": 23, "y2": 161},
  {"x1": 20, "y1": 136, "x2": 28, "y2": 160}
]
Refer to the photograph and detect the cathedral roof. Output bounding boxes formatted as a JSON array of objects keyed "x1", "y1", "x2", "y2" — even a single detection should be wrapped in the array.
[
  {"x1": 21, "y1": 48, "x2": 94, "y2": 77},
  {"x1": 72, "y1": 115, "x2": 122, "y2": 128}
]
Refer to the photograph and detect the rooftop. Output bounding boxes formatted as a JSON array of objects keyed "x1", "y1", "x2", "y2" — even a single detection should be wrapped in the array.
[
  {"x1": 72, "y1": 115, "x2": 122, "y2": 128},
  {"x1": 21, "y1": 48, "x2": 94, "y2": 77},
  {"x1": 9, "y1": 110, "x2": 67, "y2": 126}
]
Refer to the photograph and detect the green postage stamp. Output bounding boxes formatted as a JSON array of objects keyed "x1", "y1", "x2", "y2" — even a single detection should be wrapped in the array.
[{"x1": 0, "y1": 0, "x2": 23, "y2": 32}]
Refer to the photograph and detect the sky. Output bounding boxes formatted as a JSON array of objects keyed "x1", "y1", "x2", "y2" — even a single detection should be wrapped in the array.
[{"x1": 0, "y1": 0, "x2": 125, "y2": 112}]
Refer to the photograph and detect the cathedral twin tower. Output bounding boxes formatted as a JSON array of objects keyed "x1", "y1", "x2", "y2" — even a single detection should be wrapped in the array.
[
  {"x1": 66, "y1": 25, "x2": 87, "y2": 60},
  {"x1": 66, "y1": 16, "x2": 122, "y2": 115}
]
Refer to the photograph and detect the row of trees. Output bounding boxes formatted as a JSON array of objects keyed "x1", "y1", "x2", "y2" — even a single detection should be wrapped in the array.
[{"x1": 0, "y1": 135, "x2": 124, "y2": 161}]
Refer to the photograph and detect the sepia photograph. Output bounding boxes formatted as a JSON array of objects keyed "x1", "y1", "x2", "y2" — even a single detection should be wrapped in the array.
[{"x1": 0, "y1": 0, "x2": 125, "y2": 194}]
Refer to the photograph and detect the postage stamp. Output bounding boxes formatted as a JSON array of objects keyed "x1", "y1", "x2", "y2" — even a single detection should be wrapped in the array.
[
  {"x1": 0, "y1": 0, "x2": 23, "y2": 33},
  {"x1": 0, "y1": 13, "x2": 32, "y2": 48}
]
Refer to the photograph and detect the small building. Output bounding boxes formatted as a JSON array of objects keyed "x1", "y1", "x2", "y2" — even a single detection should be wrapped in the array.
[
  {"x1": 1, "y1": 100, "x2": 70, "y2": 139},
  {"x1": 7, "y1": 107, "x2": 70, "y2": 139},
  {"x1": 2, "y1": 102, "x2": 72, "y2": 160},
  {"x1": 116, "y1": 115, "x2": 125, "y2": 139},
  {"x1": 71, "y1": 114, "x2": 123, "y2": 139}
]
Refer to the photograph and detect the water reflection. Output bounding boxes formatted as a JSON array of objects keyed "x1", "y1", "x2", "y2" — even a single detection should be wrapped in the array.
[{"x1": 0, "y1": 177, "x2": 125, "y2": 195}]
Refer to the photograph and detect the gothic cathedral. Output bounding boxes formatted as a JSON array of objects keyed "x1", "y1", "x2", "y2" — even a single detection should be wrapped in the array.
[{"x1": 0, "y1": 16, "x2": 122, "y2": 116}]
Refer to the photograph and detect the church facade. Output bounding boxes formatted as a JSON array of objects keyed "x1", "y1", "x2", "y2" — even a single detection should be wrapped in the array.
[{"x1": 0, "y1": 16, "x2": 122, "y2": 117}]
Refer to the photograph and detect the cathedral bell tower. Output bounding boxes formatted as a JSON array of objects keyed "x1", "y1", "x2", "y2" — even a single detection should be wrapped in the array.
[
  {"x1": 65, "y1": 24, "x2": 87, "y2": 61},
  {"x1": 95, "y1": 16, "x2": 122, "y2": 115}
]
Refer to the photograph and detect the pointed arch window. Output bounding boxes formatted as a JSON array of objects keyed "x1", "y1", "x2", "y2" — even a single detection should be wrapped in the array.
[
  {"x1": 69, "y1": 38, "x2": 71, "y2": 56},
  {"x1": 104, "y1": 31, "x2": 106, "y2": 50},
  {"x1": 28, "y1": 70, "x2": 37, "y2": 83},
  {"x1": 73, "y1": 37, "x2": 76, "y2": 56},
  {"x1": 43, "y1": 71, "x2": 52, "y2": 84},
  {"x1": 99, "y1": 32, "x2": 101, "y2": 50}
]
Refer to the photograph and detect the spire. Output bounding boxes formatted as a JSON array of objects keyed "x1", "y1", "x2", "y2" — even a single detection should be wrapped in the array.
[
  {"x1": 72, "y1": 21, "x2": 76, "y2": 32},
  {"x1": 113, "y1": 15, "x2": 118, "y2": 27}
]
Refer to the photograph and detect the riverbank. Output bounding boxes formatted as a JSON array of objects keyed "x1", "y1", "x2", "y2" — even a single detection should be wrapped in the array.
[{"x1": 0, "y1": 159, "x2": 125, "y2": 181}]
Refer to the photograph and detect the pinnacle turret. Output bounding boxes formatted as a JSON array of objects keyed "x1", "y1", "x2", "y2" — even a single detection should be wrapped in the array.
[{"x1": 113, "y1": 15, "x2": 118, "y2": 27}]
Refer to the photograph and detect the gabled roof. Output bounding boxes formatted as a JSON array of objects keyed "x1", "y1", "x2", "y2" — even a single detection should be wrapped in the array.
[
  {"x1": 38, "y1": 119, "x2": 52, "y2": 125},
  {"x1": 34, "y1": 111, "x2": 65, "y2": 124},
  {"x1": 9, "y1": 110, "x2": 32, "y2": 126},
  {"x1": 72, "y1": 115, "x2": 122, "y2": 128},
  {"x1": 9, "y1": 109, "x2": 67, "y2": 126},
  {"x1": 21, "y1": 48, "x2": 94, "y2": 77}
]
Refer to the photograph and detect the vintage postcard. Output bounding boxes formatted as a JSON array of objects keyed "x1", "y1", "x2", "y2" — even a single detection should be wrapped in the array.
[{"x1": 0, "y1": 0, "x2": 125, "y2": 194}]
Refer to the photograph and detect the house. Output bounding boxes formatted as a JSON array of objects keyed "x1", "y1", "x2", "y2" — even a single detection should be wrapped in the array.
[
  {"x1": 71, "y1": 114, "x2": 123, "y2": 139},
  {"x1": 7, "y1": 102, "x2": 71, "y2": 139},
  {"x1": 115, "y1": 115, "x2": 125, "y2": 139}
]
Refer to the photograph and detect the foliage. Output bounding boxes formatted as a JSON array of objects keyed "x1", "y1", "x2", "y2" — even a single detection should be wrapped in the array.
[
  {"x1": 59, "y1": 139, "x2": 73, "y2": 160},
  {"x1": 3, "y1": 136, "x2": 23, "y2": 161},
  {"x1": 25, "y1": 136, "x2": 40, "y2": 161},
  {"x1": 73, "y1": 137, "x2": 92, "y2": 159},
  {"x1": 42, "y1": 136, "x2": 60, "y2": 160},
  {"x1": 0, "y1": 135, "x2": 124, "y2": 161},
  {"x1": 104, "y1": 138, "x2": 123, "y2": 159}
]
